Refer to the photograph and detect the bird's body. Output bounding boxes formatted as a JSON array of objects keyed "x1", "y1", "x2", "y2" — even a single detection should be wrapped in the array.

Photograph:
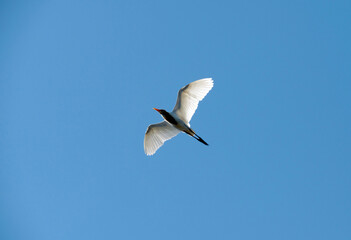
[
  {"x1": 144, "y1": 78, "x2": 213, "y2": 156},
  {"x1": 158, "y1": 111, "x2": 190, "y2": 133}
]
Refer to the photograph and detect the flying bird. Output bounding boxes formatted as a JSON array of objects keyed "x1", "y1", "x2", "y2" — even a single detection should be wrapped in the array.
[{"x1": 144, "y1": 78, "x2": 214, "y2": 156}]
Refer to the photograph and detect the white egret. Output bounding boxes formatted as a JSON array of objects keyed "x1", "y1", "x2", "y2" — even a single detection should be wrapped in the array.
[{"x1": 144, "y1": 78, "x2": 214, "y2": 156}]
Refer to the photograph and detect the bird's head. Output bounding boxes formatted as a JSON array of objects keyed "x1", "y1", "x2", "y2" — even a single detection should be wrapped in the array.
[
  {"x1": 153, "y1": 108, "x2": 176, "y2": 124},
  {"x1": 153, "y1": 108, "x2": 167, "y2": 116}
]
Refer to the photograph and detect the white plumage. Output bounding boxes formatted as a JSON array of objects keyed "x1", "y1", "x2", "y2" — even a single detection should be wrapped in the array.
[
  {"x1": 144, "y1": 78, "x2": 214, "y2": 156},
  {"x1": 144, "y1": 121, "x2": 180, "y2": 156},
  {"x1": 173, "y1": 78, "x2": 214, "y2": 123}
]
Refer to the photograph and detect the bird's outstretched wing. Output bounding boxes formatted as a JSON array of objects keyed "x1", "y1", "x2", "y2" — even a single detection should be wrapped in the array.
[
  {"x1": 144, "y1": 121, "x2": 181, "y2": 156},
  {"x1": 172, "y1": 78, "x2": 213, "y2": 123}
]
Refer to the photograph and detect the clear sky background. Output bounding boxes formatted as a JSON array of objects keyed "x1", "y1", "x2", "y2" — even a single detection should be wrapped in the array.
[{"x1": 1, "y1": 1, "x2": 351, "y2": 239}]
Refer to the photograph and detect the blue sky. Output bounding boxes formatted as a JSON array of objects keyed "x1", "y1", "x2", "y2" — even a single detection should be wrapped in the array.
[{"x1": 1, "y1": 0, "x2": 350, "y2": 239}]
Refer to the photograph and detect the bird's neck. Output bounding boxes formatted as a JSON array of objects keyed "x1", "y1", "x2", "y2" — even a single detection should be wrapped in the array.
[{"x1": 162, "y1": 111, "x2": 178, "y2": 125}]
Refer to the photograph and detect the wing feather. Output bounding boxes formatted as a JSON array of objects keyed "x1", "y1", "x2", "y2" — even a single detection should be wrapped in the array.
[
  {"x1": 172, "y1": 78, "x2": 213, "y2": 123},
  {"x1": 144, "y1": 121, "x2": 180, "y2": 156}
]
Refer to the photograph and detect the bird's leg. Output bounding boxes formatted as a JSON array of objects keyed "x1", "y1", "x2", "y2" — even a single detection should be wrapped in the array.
[{"x1": 191, "y1": 133, "x2": 209, "y2": 146}]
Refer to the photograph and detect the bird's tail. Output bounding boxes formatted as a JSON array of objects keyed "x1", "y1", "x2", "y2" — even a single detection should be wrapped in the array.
[{"x1": 193, "y1": 133, "x2": 209, "y2": 146}]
